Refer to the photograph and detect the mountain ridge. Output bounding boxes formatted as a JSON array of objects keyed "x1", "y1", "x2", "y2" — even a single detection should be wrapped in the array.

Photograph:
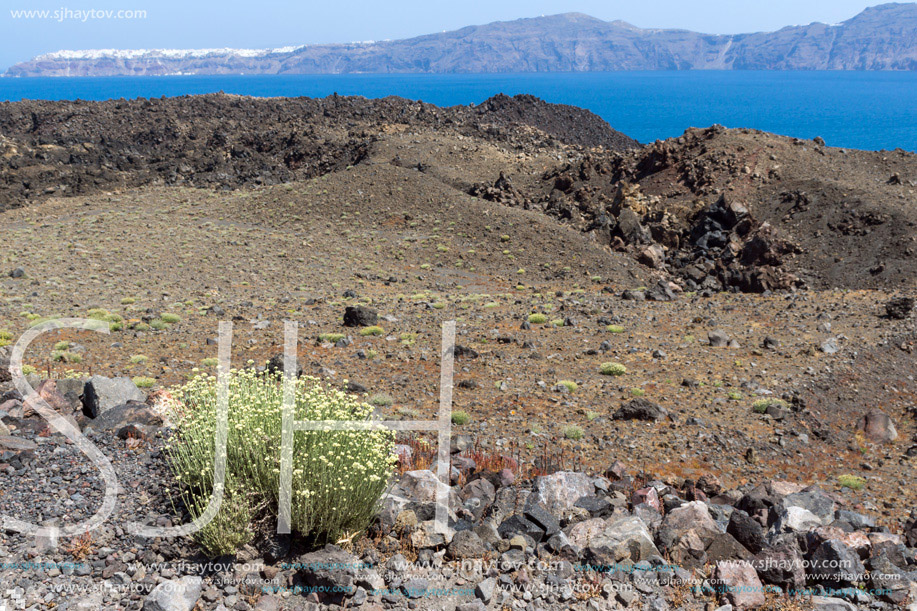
[{"x1": 6, "y1": 3, "x2": 917, "y2": 76}]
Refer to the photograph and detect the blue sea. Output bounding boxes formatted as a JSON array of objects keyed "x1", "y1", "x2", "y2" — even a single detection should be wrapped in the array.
[{"x1": 1, "y1": 72, "x2": 916, "y2": 152}]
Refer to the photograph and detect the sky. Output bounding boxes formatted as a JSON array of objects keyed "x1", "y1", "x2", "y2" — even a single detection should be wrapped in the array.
[{"x1": 0, "y1": 1, "x2": 889, "y2": 70}]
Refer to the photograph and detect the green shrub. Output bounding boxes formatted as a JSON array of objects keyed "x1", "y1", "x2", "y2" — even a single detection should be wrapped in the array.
[
  {"x1": 133, "y1": 376, "x2": 156, "y2": 388},
  {"x1": 359, "y1": 326, "x2": 384, "y2": 337},
  {"x1": 150, "y1": 319, "x2": 168, "y2": 331},
  {"x1": 631, "y1": 388, "x2": 646, "y2": 397},
  {"x1": 52, "y1": 350, "x2": 82, "y2": 364},
  {"x1": 165, "y1": 370, "x2": 395, "y2": 557},
  {"x1": 600, "y1": 362, "x2": 627, "y2": 376},
  {"x1": 451, "y1": 410, "x2": 471, "y2": 425},
  {"x1": 563, "y1": 425, "x2": 584, "y2": 440},
  {"x1": 368, "y1": 393, "x2": 394, "y2": 407},
  {"x1": 54, "y1": 341, "x2": 71, "y2": 351},
  {"x1": 130, "y1": 355, "x2": 148, "y2": 364},
  {"x1": 120, "y1": 297, "x2": 137, "y2": 305},
  {"x1": 551, "y1": 319, "x2": 565, "y2": 328},
  {"x1": 201, "y1": 358, "x2": 219, "y2": 368},
  {"x1": 0, "y1": 330, "x2": 12, "y2": 341},
  {"x1": 728, "y1": 391, "x2": 743, "y2": 401},
  {"x1": 558, "y1": 380, "x2": 578, "y2": 392},
  {"x1": 160, "y1": 313, "x2": 181, "y2": 324},
  {"x1": 528, "y1": 313, "x2": 547, "y2": 324},
  {"x1": 606, "y1": 325, "x2": 625, "y2": 334},
  {"x1": 319, "y1": 333, "x2": 346, "y2": 344},
  {"x1": 838, "y1": 475, "x2": 865, "y2": 491},
  {"x1": 21, "y1": 365, "x2": 37, "y2": 375}
]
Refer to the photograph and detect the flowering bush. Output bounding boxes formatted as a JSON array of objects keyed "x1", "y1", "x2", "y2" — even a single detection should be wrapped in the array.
[{"x1": 165, "y1": 369, "x2": 396, "y2": 557}]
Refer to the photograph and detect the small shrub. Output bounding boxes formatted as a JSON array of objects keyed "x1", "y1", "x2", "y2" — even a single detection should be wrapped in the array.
[
  {"x1": 160, "y1": 313, "x2": 181, "y2": 324},
  {"x1": 359, "y1": 326, "x2": 384, "y2": 337},
  {"x1": 133, "y1": 322, "x2": 152, "y2": 332},
  {"x1": 201, "y1": 358, "x2": 219, "y2": 368},
  {"x1": 319, "y1": 332, "x2": 346, "y2": 344},
  {"x1": 431, "y1": 302, "x2": 446, "y2": 310},
  {"x1": 0, "y1": 330, "x2": 13, "y2": 341},
  {"x1": 22, "y1": 365, "x2": 37, "y2": 375},
  {"x1": 150, "y1": 319, "x2": 168, "y2": 331},
  {"x1": 606, "y1": 325, "x2": 625, "y2": 333},
  {"x1": 54, "y1": 341, "x2": 71, "y2": 351},
  {"x1": 550, "y1": 319, "x2": 565, "y2": 328},
  {"x1": 838, "y1": 475, "x2": 865, "y2": 491},
  {"x1": 451, "y1": 410, "x2": 470, "y2": 426},
  {"x1": 165, "y1": 370, "x2": 394, "y2": 557},
  {"x1": 120, "y1": 297, "x2": 136, "y2": 305},
  {"x1": 130, "y1": 355, "x2": 148, "y2": 364},
  {"x1": 527, "y1": 313, "x2": 547, "y2": 324},
  {"x1": 631, "y1": 388, "x2": 646, "y2": 397},
  {"x1": 133, "y1": 376, "x2": 156, "y2": 388},
  {"x1": 368, "y1": 393, "x2": 394, "y2": 407},
  {"x1": 600, "y1": 362, "x2": 627, "y2": 376},
  {"x1": 558, "y1": 380, "x2": 578, "y2": 392},
  {"x1": 563, "y1": 425, "x2": 584, "y2": 440},
  {"x1": 52, "y1": 350, "x2": 82, "y2": 364},
  {"x1": 585, "y1": 411, "x2": 599, "y2": 421},
  {"x1": 399, "y1": 333, "x2": 417, "y2": 346},
  {"x1": 728, "y1": 391, "x2": 743, "y2": 401}
]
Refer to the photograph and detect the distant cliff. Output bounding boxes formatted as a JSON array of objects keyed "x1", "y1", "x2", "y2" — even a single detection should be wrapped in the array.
[{"x1": 6, "y1": 3, "x2": 917, "y2": 76}]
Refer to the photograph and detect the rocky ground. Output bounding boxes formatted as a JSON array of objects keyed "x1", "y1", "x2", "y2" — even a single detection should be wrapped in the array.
[{"x1": 0, "y1": 93, "x2": 915, "y2": 610}]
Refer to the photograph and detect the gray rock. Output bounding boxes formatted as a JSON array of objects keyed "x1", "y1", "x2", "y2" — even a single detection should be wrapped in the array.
[
  {"x1": 88, "y1": 402, "x2": 162, "y2": 432},
  {"x1": 810, "y1": 596, "x2": 858, "y2": 611},
  {"x1": 820, "y1": 337, "x2": 840, "y2": 354},
  {"x1": 807, "y1": 539, "x2": 866, "y2": 587},
  {"x1": 475, "y1": 577, "x2": 496, "y2": 603},
  {"x1": 447, "y1": 529, "x2": 486, "y2": 559},
  {"x1": 143, "y1": 576, "x2": 203, "y2": 611},
  {"x1": 708, "y1": 330, "x2": 731, "y2": 347},
  {"x1": 531, "y1": 471, "x2": 594, "y2": 516},
  {"x1": 82, "y1": 376, "x2": 145, "y2": 418}
]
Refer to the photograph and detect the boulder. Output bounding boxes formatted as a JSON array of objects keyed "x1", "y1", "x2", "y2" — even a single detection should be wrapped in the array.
[
  {"x1": 581, "y1": 515, "x2": 660, "y2": 565},
  {"x1": 82, "y1": 376, "x2": 145, "y2": 418},
  {"x1": 807, "y1": 539, "x2": 866, "y2": 587},
  {"x1": 86, "y1": 402, "x2": 162, "y2": 433},
  {"x1": 727, "y1": 509, "x2": 766, "y2": 554},
  {"x1": 531, "y1": 471, "x2": 594, "y2": 516},
  {"x1": 296, "y1": 544, "x2": 383, "y2": 599},
  {"x1": 143, "y1": 576, "x2": 202, "y2": 611},
  {"x1": 342, "y1": 306, "x2": 378, "y2": 327},
  {"x1": 771, "y1": 506, "x2": 824, "y2": 534},
  {"x1": 708, "y1": 330, "x2": 731, "y2": 347},
  {"x1": 752, "y1": 542, "x2": 806, "y2": 591},
  {"x1": 856, "y1": 409, "x2": 898, "y2": 443},
  {"x1": 613, "y1": 398, "x2": 669, "y2": 422},
  {"x1": 447, "y1": 529, "x2": 486, "y2": 559},
  {"x1": 714, "y1": 561, "x2": 766, "y2": 609},
  {"x1": 885, "y1": 297, "x2": 915, "y2": 319}
]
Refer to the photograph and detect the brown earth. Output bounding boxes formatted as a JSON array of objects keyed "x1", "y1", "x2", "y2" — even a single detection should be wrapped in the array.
[{"x1": 0, "y1": 93, "x2": 915, "y2": 528}]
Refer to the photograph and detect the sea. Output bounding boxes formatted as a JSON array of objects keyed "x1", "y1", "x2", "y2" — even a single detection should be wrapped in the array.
[{"x1": 1, "y1": 71, "x2": 916, "y2": 152}]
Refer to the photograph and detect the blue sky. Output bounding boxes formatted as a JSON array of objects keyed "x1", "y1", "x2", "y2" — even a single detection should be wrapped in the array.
[{"x1": 0, "y1": 1, "x2": 885, "y2": 70}]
